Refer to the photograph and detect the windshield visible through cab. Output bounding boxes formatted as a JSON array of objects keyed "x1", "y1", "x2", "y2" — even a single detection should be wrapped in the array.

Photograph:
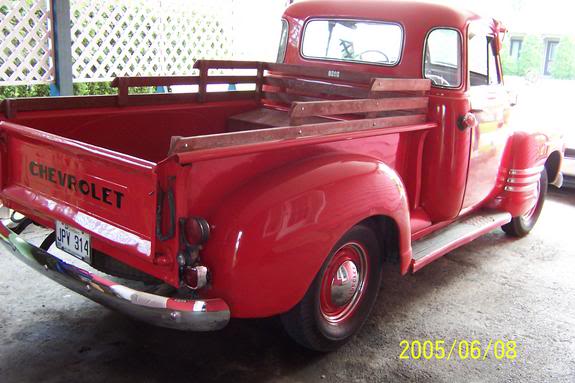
[{"x1": 301, "y1": 19, "x2": 403, "y2": 66}]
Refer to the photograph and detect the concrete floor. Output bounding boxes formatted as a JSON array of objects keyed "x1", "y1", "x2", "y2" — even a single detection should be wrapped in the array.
[{"x1": 0, "y1": 188, "x2": 574, "y2": 383}]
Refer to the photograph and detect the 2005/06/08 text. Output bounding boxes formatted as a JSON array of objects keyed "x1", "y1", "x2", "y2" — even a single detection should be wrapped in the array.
[{"x1": 399, "y1": 340, "x2": 517, "y2": 361}]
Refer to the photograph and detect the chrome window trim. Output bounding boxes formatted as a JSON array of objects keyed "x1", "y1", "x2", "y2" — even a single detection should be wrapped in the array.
[
  {"x1": 507, "y1": 166, "x2": 545, "y2": 176},
  {"x1": 421, "y1": 26, "x2": 464, "y2": 89}
]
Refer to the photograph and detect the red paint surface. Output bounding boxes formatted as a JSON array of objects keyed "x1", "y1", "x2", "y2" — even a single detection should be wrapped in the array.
[{"x1": 0, "y1": 0, "x2": 563, "y2": 318}]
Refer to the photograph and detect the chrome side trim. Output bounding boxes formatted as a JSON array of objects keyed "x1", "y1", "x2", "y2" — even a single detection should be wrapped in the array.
[
  {"x1": 504, "y1": 184, "x2": 538, "y2": 192},
  {"x1": 507, "y1": 166, "x2": 544, "y2": 176},
  {"x1": 0, "y1": 223, "x2": 230, "y2": 332},
  {"x1": 506, "y1": 174, "x2": 541, "y2": 184}
]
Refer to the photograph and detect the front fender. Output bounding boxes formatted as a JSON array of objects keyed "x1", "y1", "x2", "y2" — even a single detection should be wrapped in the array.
[
  {"x1": 201, "y1": 153, "x2": 411, "y2": 318},
  {"x1": 489, "y1": 131, "x2": 551, "y2": 216}
]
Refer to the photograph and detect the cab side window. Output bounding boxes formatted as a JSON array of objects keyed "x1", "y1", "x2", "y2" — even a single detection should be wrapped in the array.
[
  {"x1": 424, "y1": 28, "x2": 462, "y2": 88},
  {"x1": 468, "y1": 32, "x2": 501, "y2": 86}
]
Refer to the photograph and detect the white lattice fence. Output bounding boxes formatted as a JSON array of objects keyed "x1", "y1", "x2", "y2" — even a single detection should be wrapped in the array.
[
  {"x1": 71, "y1": 0, "x2": 234, "y2": 82},
  {"x1": 0, "y1": 0, "x2": 54, "y2": 86},
  {"x1": 1, "y1": 0, "x2": 290, "y2": 87}
]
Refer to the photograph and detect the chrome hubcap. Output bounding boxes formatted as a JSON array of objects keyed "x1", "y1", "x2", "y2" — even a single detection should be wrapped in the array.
[
  {"x1": 319, "y1": 242, "x2": 369, "y2": 324},
  {"x1": 330, "y1": 260, "x2": 359, "y2": 307}
]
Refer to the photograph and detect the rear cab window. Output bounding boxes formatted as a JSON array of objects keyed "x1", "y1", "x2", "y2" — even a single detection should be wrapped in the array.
[
  {"x1": 301, "y1": 19, "x2": 403, "y2": 66},
  {"x1": 424, "y1": 28, "x2": 462, "y2": 88}
]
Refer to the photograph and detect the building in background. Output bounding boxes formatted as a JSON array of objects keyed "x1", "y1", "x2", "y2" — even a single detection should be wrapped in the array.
[{"x1": 438, "y1": 0, "x2": 574, "y2": 79}]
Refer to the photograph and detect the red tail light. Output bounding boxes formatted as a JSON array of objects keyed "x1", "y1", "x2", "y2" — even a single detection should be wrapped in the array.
[
  {"x1": 184, "y1": 265, "x2": 209, "y2": 289},
  {"x1": 185, "y1": 217, "x2": 210, "y2": 245}
]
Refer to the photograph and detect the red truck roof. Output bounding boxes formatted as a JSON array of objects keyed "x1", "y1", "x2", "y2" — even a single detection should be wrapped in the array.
[
  {"x1": 285, "y1": 0, "x2": 481, "y2": 30},
  {"x1": 282, "y1": 0, "x2": 486, "y2": 80}
]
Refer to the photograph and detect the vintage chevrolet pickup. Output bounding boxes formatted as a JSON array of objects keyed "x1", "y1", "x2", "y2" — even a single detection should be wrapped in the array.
[{"x1": 0, "y1": 0, "x2": 564, "y2": 351}]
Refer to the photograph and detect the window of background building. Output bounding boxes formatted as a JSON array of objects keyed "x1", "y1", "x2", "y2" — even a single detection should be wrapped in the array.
[
  {"x1": 510, "y1": 38, "x2": 523, "y2": 60},
  {"x1": 544, "y1": 39, "x2": 559, "y2": 75}
]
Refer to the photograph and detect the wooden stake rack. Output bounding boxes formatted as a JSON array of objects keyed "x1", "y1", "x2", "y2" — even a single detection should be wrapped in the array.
[{"x1": 1, "y1": 60, "x2": 434, "y2": 154}]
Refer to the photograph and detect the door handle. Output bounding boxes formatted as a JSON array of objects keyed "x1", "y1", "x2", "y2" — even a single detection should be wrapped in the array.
[{"x1": 457, "y1": 112, "x2": 478, "y2": 131}]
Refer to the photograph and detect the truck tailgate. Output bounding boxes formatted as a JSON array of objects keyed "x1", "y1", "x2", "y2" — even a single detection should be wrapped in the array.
[{"x1": 0, "y1": 121, "x2": 157, "y2": 260}]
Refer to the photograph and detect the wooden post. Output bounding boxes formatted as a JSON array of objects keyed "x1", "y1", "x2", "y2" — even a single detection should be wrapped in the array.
[
  {"x1": 198, "y1": 61, "x2": 207, "y2": 103},
  {"x1": 50, "y1": 0, "x2": 73, "y2": 96},
  {"x1": 255, "y1": 62, "x2": 264, "y2": 101}
]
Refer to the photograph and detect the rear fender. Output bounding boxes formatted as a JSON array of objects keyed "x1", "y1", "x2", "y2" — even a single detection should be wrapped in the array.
[{"x1": 201, "y1": 153, "x2": 411, "y2": 318}]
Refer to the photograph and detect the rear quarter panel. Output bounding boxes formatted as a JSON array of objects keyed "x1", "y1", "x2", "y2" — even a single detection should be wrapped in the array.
[{"x1": 179, "y1": 135, "x2": 413, "y2": 318}]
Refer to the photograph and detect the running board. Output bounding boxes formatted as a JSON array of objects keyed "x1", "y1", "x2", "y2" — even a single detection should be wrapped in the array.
[{"x1": 411, "y1": 211, "x2": 512, "y2": 272}]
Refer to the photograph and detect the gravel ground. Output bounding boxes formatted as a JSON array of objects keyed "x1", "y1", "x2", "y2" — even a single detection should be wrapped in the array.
[{"x1": 0, "y1": 188, "x2": 574, "y2": 383}]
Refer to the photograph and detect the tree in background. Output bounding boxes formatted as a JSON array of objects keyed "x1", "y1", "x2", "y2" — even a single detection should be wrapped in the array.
[
  {"x1": 500, "y1": 34, "x2": 543, "y2": 79},
  {"x1": 501, "y1": 37, "x2": 519, "y2": 76},
  {"x1": 516, "y1": 35, "x2": 543, "y2": 77},
  {"x1": 0, "y1": 85, "x2": 50, "y2": 100},
  {"x1": 552, "y1": 37, "x2": 575, "y2": 79}
]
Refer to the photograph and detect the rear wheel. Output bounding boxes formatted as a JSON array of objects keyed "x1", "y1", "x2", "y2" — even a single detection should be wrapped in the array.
[
  {"x1": 502, "y1": 169, "x2": 548, "y2": 237},
  {"x1": 281, "y1": 223, "x2": 383, "y2": 351}
]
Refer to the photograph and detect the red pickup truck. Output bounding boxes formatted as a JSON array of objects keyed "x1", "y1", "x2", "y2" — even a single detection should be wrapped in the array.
[{"x1": 0, "y1": 0, "x2": 563, "y2": 351}]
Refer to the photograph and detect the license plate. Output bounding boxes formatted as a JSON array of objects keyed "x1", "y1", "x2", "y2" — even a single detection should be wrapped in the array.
[{"x1": 55, "y1": 221, "x2": 91, "y2": 263}]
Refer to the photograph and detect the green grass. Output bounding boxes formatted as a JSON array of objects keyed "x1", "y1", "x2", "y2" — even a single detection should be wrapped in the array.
[{"x1": 0, "y1": 82, "x2": 156, "y2": 100}]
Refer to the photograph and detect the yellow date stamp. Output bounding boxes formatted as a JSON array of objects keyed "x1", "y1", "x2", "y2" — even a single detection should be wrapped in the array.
[{"x1": 399, "y1": 339, "x2": 517, "y2": 361}]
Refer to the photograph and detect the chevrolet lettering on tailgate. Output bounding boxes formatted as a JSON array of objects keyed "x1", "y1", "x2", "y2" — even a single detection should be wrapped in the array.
[{"x1": 28, "y1": 160, "x2": 125, "y2": 209}]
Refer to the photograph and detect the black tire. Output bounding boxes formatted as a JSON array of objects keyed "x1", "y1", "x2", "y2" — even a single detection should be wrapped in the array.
[
  {"x1": 502, "y1": 168, "x2": 548, "y2": 237},
  {"x1": 281, "y1": 223, "x2": 383, "y2": 352}
]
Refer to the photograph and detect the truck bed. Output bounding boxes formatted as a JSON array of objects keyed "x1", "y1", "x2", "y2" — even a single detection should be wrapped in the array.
[
  {"x1": 0, "y1": 61, "x2": 434, "y2": 286},
  {"x1": 1, "y1": 61, "x2": 431, "y2": 163}
]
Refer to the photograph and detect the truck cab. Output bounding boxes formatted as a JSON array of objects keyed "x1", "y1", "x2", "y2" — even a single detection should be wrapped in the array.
[{"x1": 279, "y1": 0, "x2": 561, "y2": 231}]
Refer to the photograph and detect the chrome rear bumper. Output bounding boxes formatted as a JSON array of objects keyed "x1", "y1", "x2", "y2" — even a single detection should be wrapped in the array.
[{"x1": 0, "y1": 222, "x2": 230, "y2": 331}]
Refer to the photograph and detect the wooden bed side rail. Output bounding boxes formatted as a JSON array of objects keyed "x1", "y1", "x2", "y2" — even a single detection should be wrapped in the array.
[
  {"x1": 169, "y1": 113, "x2": 432, "y2": 154},
  {"x1": 263, "y1": 74, "x2": 431, "y2": 113},
  {"x1": 370, "y1": 78, "x2": 431, "y2": 92},
  {"x1": 0, "y1": 63, "x2": 262, "y2": 118},
  {"x1": 0, "y1": 95, "x2": 119, "y2": 119},
  {"x1": 111, "y1": 72, "x2": 261, "y2": 106},
  {"x1": 0, "y1": 63, "x2": 257, "y2": 118},
  {"x1": 289, "y1": 97, "x2": 429, "y2": 124},
  {"x1": 193, "y1": 60, "x2": 432, "y2": 100},
  {"x1": 110, "y1": 60, "x2": 321, "y2": 105},
  {"x1": 194, "y1": 60, "x2": 377, "y2": 84},
  {"x1": 1, "y1": 60, "x2": 431, "y2": 119},
  {"x1": 193, "y1": 60, "x2": 380, "y2": 104},
  {"x1": 111, "y1": 76, "x2": 200, "y2": 106},
  {"x1": 287, "y1": 77, "x2": 431, "y2": 125},
  {"x1": 0, "y1": 91, "x2": 259, "y2": 119}
]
